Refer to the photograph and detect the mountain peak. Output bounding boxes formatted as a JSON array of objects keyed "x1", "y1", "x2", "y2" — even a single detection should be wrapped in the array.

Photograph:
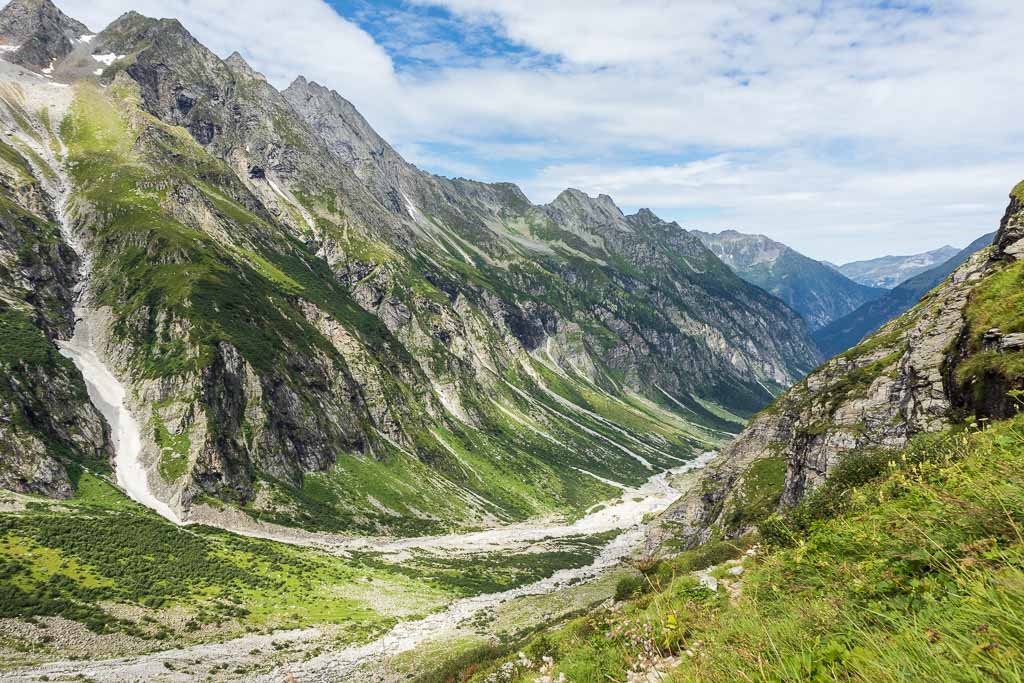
[
  {"x1": 283, "y1": 75, "x2": 391, "y2": 165},
  {"x1": 0, "y1": 0, "x2": 88, "y2": 68},
  {"x1": 0, "y1": 0, "x2": 84, "y2": 31},
  {"x1": 225, "y1": 50, "x2": 265, "y2": 81},
  {"x1": 101, "y1": 10, "x2": 196, "y2": 50},
  {"x1": 550, "y1": 188, "x2": 623, "y2": 217}
]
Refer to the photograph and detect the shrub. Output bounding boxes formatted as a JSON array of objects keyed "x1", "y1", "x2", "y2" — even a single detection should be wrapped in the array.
[{"x1": 615, "y1": 574, "x2": 645, "y2": 601}]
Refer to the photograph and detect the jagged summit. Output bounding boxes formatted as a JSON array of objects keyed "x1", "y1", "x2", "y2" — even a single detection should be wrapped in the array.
[
  {"x1": 0, "y1": 0, "x2": 87, "y2": 40},
  {"x1": 0, "y1": 0, "x2": 88, "y2": 68},
  {"x1": 550, "y1": 188, "x2": 622, "y2": 213},
  {"x1": 224, "y1": 50, "x2": 265, "y2": 81},
  {"x1": 630, "y1": 207, "x2": 660, "y2": 221},
  {"x1": 546, "y1": 188, "x2": 630, "y2": 234},
  {"x1": 284, "y1": 74, "x2": 399, "y2": 169}
]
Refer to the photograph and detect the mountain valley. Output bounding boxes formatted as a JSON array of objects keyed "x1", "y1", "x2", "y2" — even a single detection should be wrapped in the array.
[
  {"x1": 831, "y1": 244, "x2": 961, "y2": 288},
  {"x1": 693, "y1": 229, "x2": 887, "y2": 330},
  {"x1": 0, "y1": 1, "x2": 1022, "y2": 681}
]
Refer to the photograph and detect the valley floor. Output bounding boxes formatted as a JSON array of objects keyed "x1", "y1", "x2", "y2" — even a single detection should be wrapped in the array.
[{"x1": 1, "y1": 456, "x2": 714, "y2": 682}]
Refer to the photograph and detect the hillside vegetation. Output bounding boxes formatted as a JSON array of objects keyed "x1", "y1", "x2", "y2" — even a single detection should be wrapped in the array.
[
  {"x1": 0, "y1": 0, "x2": 823, "y2": 535},
  {"x1": 414, "y1": 191, "x2": 1024, "y2": 682},
  {"x1": 437, "y1": 412, "x2": 1024, "y2": 682}
]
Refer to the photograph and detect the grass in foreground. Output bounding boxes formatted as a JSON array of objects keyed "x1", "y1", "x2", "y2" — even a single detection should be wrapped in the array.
[{"x1": 434, "y1": 413, "x2": 1024, "y2": 682}]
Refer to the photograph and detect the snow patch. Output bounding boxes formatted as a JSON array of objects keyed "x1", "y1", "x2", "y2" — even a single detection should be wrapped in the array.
[
  {"x1": 79, "y1": 35, "x2": 96, "y2": 43},
  {"x1": 0, "y1": 44, "x2": 19, "y2": 53},
  {"x1": 402, "y1": 191, "x2": 420, "y2": 220},
  {"x1": 93, "y1": 69, "x2": 103, "y2": 76},
  {"x1": 91, "y1": 53, "x2": 123, "y2": 66},
  {"x1": 754, "y1": 377, "x2": 775, "y2": 398}
]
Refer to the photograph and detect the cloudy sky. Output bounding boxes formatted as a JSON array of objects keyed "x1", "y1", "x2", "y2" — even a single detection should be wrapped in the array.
[{"x1": 60, "y1": 0, "x2": 1024, "y2": 262}]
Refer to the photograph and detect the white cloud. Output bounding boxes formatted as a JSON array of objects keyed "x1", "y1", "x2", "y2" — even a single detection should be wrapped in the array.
[
  {"x1": 522, "y1": 155, "x2": 1017, "y2": 260},
  {"x1": 45, "y1": 0, "x2": 1024, "y2": 260}
]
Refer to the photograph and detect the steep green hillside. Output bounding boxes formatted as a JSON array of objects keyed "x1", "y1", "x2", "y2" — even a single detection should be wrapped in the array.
[
  {"x1": 58, "y1": 79, "x2": 703, "y2": 534},
  {"x1": 0, "y1": 81, "x2": 110, "y2": 499},
  {"x1": 0, "y1": 0, "x2": 822, "y2": 537},
  {"x1": 441, "y1": 413, "x2": 1024, "y2": 682}
]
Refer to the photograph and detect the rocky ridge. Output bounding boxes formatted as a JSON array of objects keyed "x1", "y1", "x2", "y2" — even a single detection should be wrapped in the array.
[
  {"x1": 834, "y1": 244, "x2": 960, "y2": 288},
  {"x1": 0, "y1": 0, "x2": 88, "y2": 70},
  {"x1": 651, "y1": 188, "x2": 1024, "y2": 550}
]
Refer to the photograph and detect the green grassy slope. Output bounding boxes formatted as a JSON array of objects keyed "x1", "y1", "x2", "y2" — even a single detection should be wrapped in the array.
[
  {"x1": 430, "y1": 413, "x2": 1024, "y2": 683},
  {"x1": 0, "y1": 469, "x2": 619, "y2": 670},
  {"x1": 416, "y1": 218, "x2": 1024, "y2": 682},
  {"x1": 55, "y1": 80, "x2": 722, "y2": 535}
]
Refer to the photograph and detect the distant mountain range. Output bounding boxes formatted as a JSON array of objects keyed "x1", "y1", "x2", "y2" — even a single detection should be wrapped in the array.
[
  {"x1": 693, "y1": 230, "x2": 887, "y2": 330},
  {"x1": 814, "y1": 232, "x2": 997, "y2": 356},
  {"x1": 830, "y1": 245, "x2": 960, "y2": 288}
]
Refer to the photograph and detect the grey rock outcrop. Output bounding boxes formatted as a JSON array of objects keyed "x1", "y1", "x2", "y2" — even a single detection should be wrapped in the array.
[
  {"x1": 652, "y1": 214, "x2": 1008, "y2": 550},
  {"x1": 0, "y1": 0, "x2": 89, "y2": 70}
]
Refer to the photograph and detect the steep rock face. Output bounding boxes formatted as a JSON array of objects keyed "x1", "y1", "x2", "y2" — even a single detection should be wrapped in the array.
[
  {"x1": 0, "y1": 79, "x2": 110, "y2": 497},
  {"x1": 0, "y1": 0, "x2": 89, "y2": 70},
  {"x1": 944, "y1": 187, "x2": 1024, "y2": 421},
  {"x1": 284, "y1": 78, "x2": 821, "y2": 409},
  {"x1": 992, "y1": 187, "x2": 1024, "y2": 261},
  {"x1": 59, "y1": 78, "x2": 432, "y2": 518},
  {"x1": 651, "y1": 193, "x2": 1020, "y2": 550},
  {"x1": 693, "y1": 229, "x2": 886, "y2": 330}
]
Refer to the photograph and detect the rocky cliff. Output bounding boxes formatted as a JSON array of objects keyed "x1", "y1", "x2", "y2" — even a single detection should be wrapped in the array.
[
  {"x1": 0, "y1": 1, "x2": 823, "y2": 536},
  {"x1": 652, "y1": 186, "x2": 1024, "y2": 550},
  {"x1": 0, "y1": 0, "x2": 88, "y2": 70}
]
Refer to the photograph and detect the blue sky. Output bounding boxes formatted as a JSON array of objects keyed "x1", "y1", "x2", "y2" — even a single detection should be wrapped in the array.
[{"x1": 63, "y1": 0, "x2": 1024, "y2": 262}]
